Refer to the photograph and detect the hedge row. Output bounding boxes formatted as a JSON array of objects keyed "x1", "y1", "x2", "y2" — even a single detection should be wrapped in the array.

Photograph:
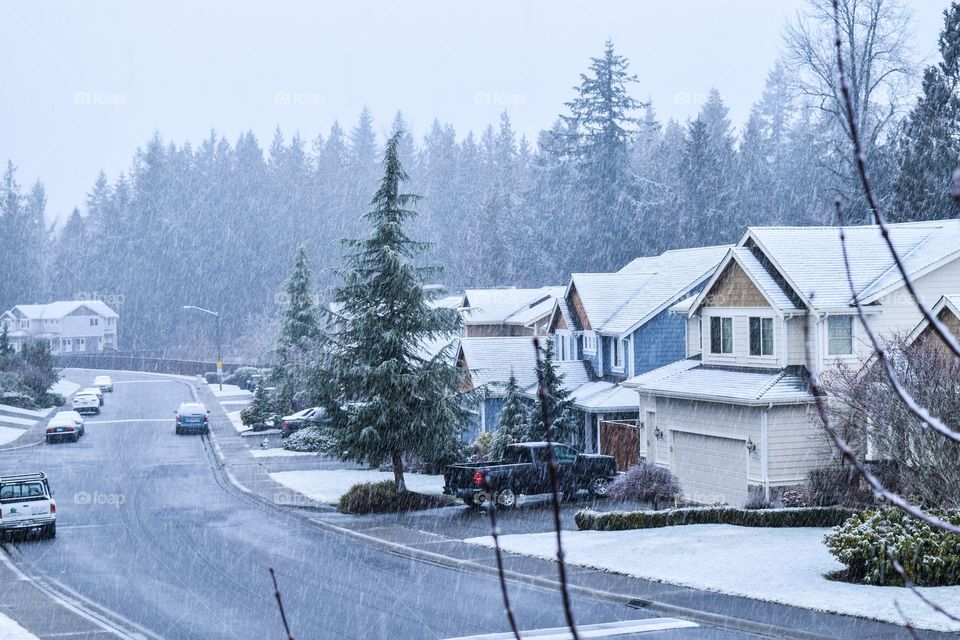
[{"x1": 575, "y1": 506, "x2": 857, "y2": 531}]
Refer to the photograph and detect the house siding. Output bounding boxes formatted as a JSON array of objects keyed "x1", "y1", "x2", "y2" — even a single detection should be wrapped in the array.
[
  {"x1": 701, "y1": 261, "x2": 769, "y2": 308},
  {"x1": 631, "y1": 311, "x2": 688, "y2": 376},
  {"x1": 765, "y1": 404, "x2": 830, "y2": 485}
]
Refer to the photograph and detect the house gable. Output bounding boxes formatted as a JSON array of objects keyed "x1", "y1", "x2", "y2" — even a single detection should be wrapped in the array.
[
  {"x1": 701, "y1": 261, "x2": 771, "y2": 309},
  {"x1": 567, "y1": 283, "x2": 591, "y2": 331}
]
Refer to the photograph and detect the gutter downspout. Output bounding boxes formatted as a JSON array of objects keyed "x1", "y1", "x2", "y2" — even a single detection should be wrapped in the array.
[{"x1": 761, "y1": 402, "x2": 771, "y2": 501}]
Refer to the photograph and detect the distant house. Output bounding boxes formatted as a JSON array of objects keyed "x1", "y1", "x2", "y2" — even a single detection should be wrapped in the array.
[
  {"x1": 460, "y1": 287, "x2": 564, "y2": 337},
  {"x1": 0, "y1": 300, "x2": 119, "y2": 354},
  {"x1": 624, "y1": 220, "x2": 960, "y2": 506}
]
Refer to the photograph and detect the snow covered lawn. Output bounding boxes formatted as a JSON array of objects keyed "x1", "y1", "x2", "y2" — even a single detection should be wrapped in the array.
[
  {"x1": 0, "y1": 612, "x2": 39, "y2": 639},
  {"x1": 270, "y1": 469, "x2": 445, "y2": 504},
  {"x1": 464, "y1": 524, "x2": 960, "y2": 632},
  {"x1": 226, "y1": 410, "x2": 250, "y2": 433},
  {"x1": 0, "y1": 425, "x2": 28, "y2": 446},
  {"x1": 207, "y1": 383, "x2": 252, "y2": 398},
  {"x1": 250, "y1": 448, "x2": 315, "y2": 458},
  {"x1": 49, "y1": 378, "x2": 80, "y2": 398}
]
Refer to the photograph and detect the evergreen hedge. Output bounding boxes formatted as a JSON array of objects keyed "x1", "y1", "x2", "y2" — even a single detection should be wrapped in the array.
[{"x1": 575, "y1": 506, "x2": 856, "y2": 531}]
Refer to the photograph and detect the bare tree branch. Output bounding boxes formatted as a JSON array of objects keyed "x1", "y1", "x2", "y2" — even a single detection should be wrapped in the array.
[
  {"x1": 269, "y1": 567, "x2": 295, "y2": 640},
  {"x1": 532, "y1": 336, "x2": 580, "y2": 640},
  {"x1": 483, "y1": 478, "x2": 523, "y2": 640}
]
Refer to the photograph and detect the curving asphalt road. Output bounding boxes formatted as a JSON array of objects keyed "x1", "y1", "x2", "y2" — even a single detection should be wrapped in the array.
[{"x1": 0, "y1": 370, "x2": 766, "y2": 640}]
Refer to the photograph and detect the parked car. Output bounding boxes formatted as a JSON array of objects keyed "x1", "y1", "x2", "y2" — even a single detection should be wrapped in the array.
[
  {"x1": 175, "y1": 402, "x2": 209, "y2": 435},
  {"x1": 93, "y1": 375, "x2": 113, "y2": 392},
  {"x1": 71, "y1": 392, "x2": 100, "y2": 416},
  {"x1": 0, "y1": 472, "x2": 56, "y2": 540},
  {"x1": 54, "y1": 410, "x2": 85, "y2": 437},
  {"x1": 45, "y1": 415, "x2": 80, "y2": 443},
  {"x1": 443, "y1": 442, "x2": 618, "y2": 508},
  {"x1": 280, "y1": 407, "x2": 327, "y2": 439},
  {"x1": 80, "y1": 387, "x2": 104, "y2": 407}
]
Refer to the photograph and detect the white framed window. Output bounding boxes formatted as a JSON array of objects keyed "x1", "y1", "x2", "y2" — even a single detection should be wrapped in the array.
[
  {"x1": 827, "y1": 316, "x2": 854, "y2": 355},
  {"x1": 582, "y1": 331, "x2": 597, "y2": 354},
  {"x1": 612, "y1": 338, "x2": 624, "y2": 370},
  {"x1": 710, "y1": 316, "x2": 733, "y2": 354},
  {"x1": 749, "y1": 317, "x2": 774, "y2": 356}
]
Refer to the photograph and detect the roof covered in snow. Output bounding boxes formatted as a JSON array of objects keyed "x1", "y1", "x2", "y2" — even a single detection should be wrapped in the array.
[
  {"x1": 743, "y1": 220, "x2": 960, "y2": 310},
  {"x1": 457, "y1": 336, "x2": 539, "y2": 394},
  {"x1": 570, "y1": 381, "x2": 640, "y2": 413},
  {"x1": 570, "y1": 245, "x2": 730, "y2": 337},
  {"x1": 626, "y1": 361, "x2": 813, "y2": 406},
  {"x1": 461, "y1": 287, "x2": 565, "y2": 327},
  {"x1": 520, "y1": 359, "x2": 593, "y2": 400},
  {"x1": 10, "y1": 300, "x2": 119, "y2": 320}
]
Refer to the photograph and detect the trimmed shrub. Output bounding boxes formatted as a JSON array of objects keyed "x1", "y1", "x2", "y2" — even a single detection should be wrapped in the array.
[
  {"x1": 825, "y1": 508, "x2": 960, "y2": 586},
  {"x1": 0, "y1": 391, "x2": 38, "y2": 410},
  {"x1": 575, "y1": 505, "x2": 857, "y2": 531},
  {"x1": 282, "y1": 425, "x2": 333, "y2": 453},
  {"x1": 337, "y1": 480, "x2": 454, "y2": 514},
  {"x1": 203, "y1": 372, "x2": 220, "y2": 384},
  {"x1": 607, "y1": 462, "x2": 681, "y2": 509},
  {"x1": 40, "y1": 392, "x2": 65, "y2": 408}
]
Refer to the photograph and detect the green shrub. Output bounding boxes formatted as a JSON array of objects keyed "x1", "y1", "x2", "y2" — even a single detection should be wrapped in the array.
[
  {"x1": 223, "y1": 367, "x2": 261, "y2": 391},
  {"x1": 337, "y1": 480, "x2": 454, "y2": 514},
  {"x1": 824, "y1": 508, "x2": 960, "y2": 586},
  {"x1": 575, "y1": 505, "x2": 857, "y2": 531},
  {"x1": 282, "y1": 426, "x2": 333, "y2": 452},
  {"x1": 40, "y1": 392, "x2": 65, "y2": 408}
]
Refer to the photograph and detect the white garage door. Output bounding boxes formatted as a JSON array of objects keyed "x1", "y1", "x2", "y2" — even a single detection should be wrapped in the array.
[{"x1": 671, "y1": 431, "x2": 748, "y2": 505}]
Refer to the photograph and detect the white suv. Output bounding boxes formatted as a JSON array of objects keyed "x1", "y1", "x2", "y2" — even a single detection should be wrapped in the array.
[
  {"x1": 72, "y1": 393, "x2": 100, "y2": 415},
  {"x1": 0, "y1": 473, "x2": 56, "y2": 540},
  {"x1": 93, "y1": 375, "x2": 113, "y2": 392}
]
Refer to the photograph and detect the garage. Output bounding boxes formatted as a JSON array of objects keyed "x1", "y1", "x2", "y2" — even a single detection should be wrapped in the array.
[{"x1": 671, "y1": 431, "x2": 748, "y2": 505}]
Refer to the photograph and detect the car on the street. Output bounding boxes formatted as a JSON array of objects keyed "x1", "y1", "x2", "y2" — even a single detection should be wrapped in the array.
[
  {"x1": 175, "y1": 402, "x2": 210, "y2": 435},
  {"x1": 71, "y1": 392, "x2": 100, "y2": 416},
  {"x1": 443, "y1": 442, "x2": 618, "y2": 509},
  {"x1": 93, "y1": 375, "x2": 114, "y2": 392},
  {"x1": 279, "y1": 407, "x2": 327, "y2": 438},
  {"x1": 0, "y1": 472, "x2": 56, "y2": 540},
  {"x1": 81, "y1": 387, "x2": 104, "y2": 406},
  {"x1": 54, "y1": 410, "x2": 85, "y2": 437},
  {"x1": 46, "y1": 414, "x2": 80, "y2": 443}
]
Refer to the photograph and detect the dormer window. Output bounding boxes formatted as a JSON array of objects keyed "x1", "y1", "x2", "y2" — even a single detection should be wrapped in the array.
[
  {"x1": 749, "y1": 317, "x2": 774, "y2": 356},
  {"x1": 827, "y1": 316, "x2": 854, "y2": 355},
  {"x1": 710, "y1": 317, "x2": 733, "y2": 354}
]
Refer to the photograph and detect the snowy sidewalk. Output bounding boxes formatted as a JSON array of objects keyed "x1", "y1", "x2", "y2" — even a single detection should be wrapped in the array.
[
  {"x1": 464, "y1": 524, "x2": 960, "y2": 632},
  {"x1": 270, "y1": 469, "x2": 445, "y2": 505},
  {"x1": 0, "y1": 377, "x2": 81, "y2": 446},
  {"x1": 0, "y1": 613, "x2": 39, "y2": 640}
]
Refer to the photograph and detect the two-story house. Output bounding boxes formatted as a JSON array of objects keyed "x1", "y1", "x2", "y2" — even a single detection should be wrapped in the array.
[
  {"x1": 547, "y1": 245, "x2": 730, "y2": 457},
  {"x1": 0, "y1": 301, "x2": 119, "y2": 354},
  {"x1": 623, "y1": 220, "x2": 960, "y2": 506}
]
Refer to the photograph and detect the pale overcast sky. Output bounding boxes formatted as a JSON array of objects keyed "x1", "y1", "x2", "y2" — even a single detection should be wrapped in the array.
[{"x1": 0, "y1": 1, "x2": 946, "y2": 223}]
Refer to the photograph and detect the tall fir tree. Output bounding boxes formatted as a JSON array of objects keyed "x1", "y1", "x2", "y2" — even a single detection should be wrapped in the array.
[
  {"x1": 891, "y1": 2, "x2": 960, "y2": 221},
  {"x1": 525, "y1": 339, "x2": 577, "y2": 444},
  {"x1": 271, "y1": 246, "x2": 320, "y2": 412},
  {"x1": 321, "y1": 132, "x2": 467, "y2": 493},
  {"x1": 489, "y1": 370, "x2": 530, "y2": 460}
]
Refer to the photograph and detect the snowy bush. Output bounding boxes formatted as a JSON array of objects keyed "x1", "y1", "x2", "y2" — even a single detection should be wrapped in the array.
[
  {"x1": 338, "y1": 480, "x2": 453, "y2": 514},
  {"x1": 576, "y1": 506, "x2": 856, "y2": 531},
  {"x1": 203, "y1": 372, "x2": 220, "y2": 384},
  {"x1": 824, "y1": 508, "x2": 960, "y2": 586},
  {"x1": 282, "y1": 425, "x2": 334, "y2": 453},
  {"x1": 607, "y1": 462, "x2": 681, "y2": 509},
  {"x1": 240, "y1": 379, "x2": 279, "y2": 430},
  {"x1": 223, "y1": 367, "x2": 260, "y2": 391}
]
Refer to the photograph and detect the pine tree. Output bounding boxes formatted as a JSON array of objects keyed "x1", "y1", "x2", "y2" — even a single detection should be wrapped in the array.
[
  {"x1": 0, "y1": 325, "x2": 15, "y2": 371},
  {"x1": 891, "y1": 2, "x2": 960, "y2": 221},
  {"x1": 272, "y1": 246, "x2": 319, "y2": 412},
  {"x1": 525, "y1": 340, "x2": 577, "y2": 444},
  {"x1": 321, "y1": 132, "x2": 467, "y2": 493},
  {"x1": 241, "y1": 377, "x2": 280, "y2": 429},
  {"x1": 489, "y1": 371, "x2": 529, "y2": 460}
]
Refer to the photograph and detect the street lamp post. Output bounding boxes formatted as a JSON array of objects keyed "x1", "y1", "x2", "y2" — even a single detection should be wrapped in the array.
[{"x1": 182, "y1": 305, "x2": 222, "y2": 391}]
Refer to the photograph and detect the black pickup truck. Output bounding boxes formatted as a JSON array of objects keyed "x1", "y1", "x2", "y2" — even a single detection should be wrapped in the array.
[{"x1": 443, "y1": 442, "x2": 618, "y2": 508}]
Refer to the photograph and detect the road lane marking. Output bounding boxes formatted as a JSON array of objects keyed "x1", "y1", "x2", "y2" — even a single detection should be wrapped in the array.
[
  {"x1": 444, "y1": 618, "x2": 699, "y2": 639},
  {"x1": 82, "y1": 419, "x2": 170, "y2": 425}
]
